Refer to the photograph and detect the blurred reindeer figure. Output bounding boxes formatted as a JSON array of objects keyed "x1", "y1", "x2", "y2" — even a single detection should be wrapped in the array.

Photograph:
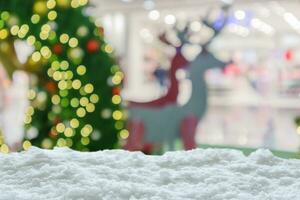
[
  {"x1": 130, "y1": 26, "x2": 190, "y2": 107},
  {"x1": 126, "y1": 5, "x2": 231, "y2": 153}
]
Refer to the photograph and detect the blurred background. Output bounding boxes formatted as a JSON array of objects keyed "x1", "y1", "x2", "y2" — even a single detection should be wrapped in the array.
[{"x1": 1, "y1": 0, "x2": 300, "y2": 157}]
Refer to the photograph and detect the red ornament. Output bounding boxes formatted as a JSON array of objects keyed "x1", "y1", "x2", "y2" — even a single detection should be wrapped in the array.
[
  {"x1": 45, "y1": 81, "x2": 57, "y2": 94},
  {"x1": 285, "y1": 49, "x2": 293, "y2": 61},
  {"x1": 112, "y1": 87, "x2": 121, "y2": 95},
  {"x1": 52, "y1": 44, "x2": 63, "y2": 55},
  {"x1": 86, "y1": 39, "x2": 99, "y2": 53}
]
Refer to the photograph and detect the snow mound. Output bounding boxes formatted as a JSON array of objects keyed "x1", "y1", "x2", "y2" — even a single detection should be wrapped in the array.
[{"x1": 0, "y1": 147, "x2": 300, "y2": 200}]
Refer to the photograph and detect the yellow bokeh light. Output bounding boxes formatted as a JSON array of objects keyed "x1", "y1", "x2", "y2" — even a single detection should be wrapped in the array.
[
  {"x1": 53, "y1": 71, "x2": 62, "y2": 81},
  {"x1": 31, "y1": 14, "x2": 40, "y2": 24},
  {"x1": 81, "y1": 124, "x2": 93, "y2": 137},
  {"x1": 60, "y1": 60, "x2": 69, "y2": 70},
  {"x1": 79, "y1": 0, "x2": 88, "y2": 6},
  {"x1": 72, "y1": 79, "x2": 81, "y2": 90},
  {"x1": 0, "y1": 144, "x2": 9, "y2": 153},
  {"x1": 81, "y1": 137, "x2": 90, "y2": 145},
  {"x1": 76, "y1": 107, "x2": 86, "y2": 118},
  {"x1": 0, "y1": 29, "x2": 8, "y2": 40},
  {"x1": 10, "y1": 25, "x2": 19, "y2": 35},
  {"x1": 19, "y1": 24, "x2": 29, "y2": 37},
  {"x1": 41, "y1": 24, "x2": 51, "y2": 32},
  {"x1": 86, "y1": 103, "x2": 95, "y2": 113},
  {"x1": 23, "y1": 140, "x2": 32, "y2": 150},
  {"x1": 57, "y1": 138, "x2": 67, "y2": 147},
  {"x1": 27, "y1": 35, "x2": 36, "y2": 45},
  {"x1": 120, "y1": 129, "x2": 129, "y2": 139},
  {"x1": 76, "y1": 65, "x2": 86, "y2": 75},
  {"x1": 33, "y1": 1, "x2": 48, "y2": 15},
  {"x1": 59, "y1": 33, "x2": 69, "y2": 44},
  {"x1": 64, "y1": 127, "x2": 74, "y2": 137},
  {"x1": 104, "y1": 45, "x2": 113, "y2": 54},
  {"x1": 84, "y1": 84, "x2": 94, "y2": 94},
  {"x1": 32, "y1": 51, "x2": 41, "y2": 62},
  {"x1": 90, "y1": 94, "x2": 99, "y2": 103},
  {"x1": 112, "y1": 95, "x2": 121, "y2": 104},
  {"x1": 70, "y1": 118, "x2": 79, "y2": 128},
  {"x1": 24, "y1": 115, "x2": 32, "y2": 124},
  {"x1": 26, "y1": 106, "x2": 35, "y2": 116},
  {"x1": 48, "y1": 10, "x2": 57, "y2": 20},
  {"x1": 112, "y1": 110, "x2": 123, "y2": 120},
  {"x1": 71, "y1": 0, "x2": 80, "y2": 8},
  {"x1": 69, "y1": 37, "x2": 78, "y2": 48},
  {"x1": 42, "y1": 138, "x2": 53, "y2": 149},
  {"x1": 80, "y1": 97, "x2": 89, "y2": 107},
  {"x1": 51, "y1": 95, "x2": 60, "y2": 105},
  {"x1": 112, "y1": 74, "x2": 122, "y2": 85},
  {"x1": 39, "y1": 32, "x2": 49, "y2": 40},
  {"x1": 47, "y1": 0, "x2": 56, "y2": 9},
  {"x1": 40, "y1": 46, "x2": 52, "y2": 58},
  {"x1": 51, "y1": 61, "x2": 60, "y2": 70},
  {"x1": 58, "y1": 80, "x2": 67, "y2": 90},
  {"x1": 65, "y1": 71, "x2": 74, "y2": 80},
  {"x1": 56, "y1": 123, "x2": 65, "y2": 133}
]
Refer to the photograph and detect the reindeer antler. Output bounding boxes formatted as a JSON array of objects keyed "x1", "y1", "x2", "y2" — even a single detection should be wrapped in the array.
[
  {"x1": 159, "y1": 33, "x2": 173, "y2": 46},
  {"x1": 202, "y1": 4, "x2": 230, "y2": 49},
  {"x1": 175, "y1": 24, "x2": 190, "y2": 47}
]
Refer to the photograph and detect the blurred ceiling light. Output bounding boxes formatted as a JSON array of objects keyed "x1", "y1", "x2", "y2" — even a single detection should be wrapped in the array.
[
  {"x1": 284, "y1": 12, "x2": 300, "y2": 33},
  {"x1": 143, "y1": 0, "x2": 155, "y2": 10},
  {"x1": 228, "y1": 24, "x2": 249, "y2": 37},
  {"x1": 234, "y1": 10, "x2": 246, "y2": 20},
  {"x1": 251, "y1": 18, "x2": 274, "y2": 35},
  {"x1": 190, "y1": 21, "x2": 202, "y2": 32},
  {"x1": 121, "y1": 0, "x2": 132, "y2": 2},
  {"x1": 148, "y1": 10, "x2": 160, "y2": 21},
  {"x1": 164, "y1": 14, "x2": 176, "y2": 25}
]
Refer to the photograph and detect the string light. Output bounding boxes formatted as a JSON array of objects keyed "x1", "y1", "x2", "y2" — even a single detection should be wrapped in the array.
[
  {"x1": 31, "y1": 14, "x2": 40, "y2": 24},
  {"x1": 90, "y1": 94, "x2": 99, "y2": 103},
  {"x1": 112, "y1": 95, "x2": 121, "y2": 104},
  {"x1": 0, "y1": 144, "x2": 9, "y2": 153},
  {"x1": 76, "y1": 65, "x2": 86, "y2": 75},
  {"x1": 119, "y1": 129, "x2": 129, "y2": 139},
  {"x1": 59, "y1": 33, "x2": 69, "y2": 44},
  {"x1": 84, "y1": 83, "x2": 94, "y2": 94},
  {"x1": 48, "y1": 11, "x2": 57, "y2": 21},
  {"x1": 76, "y1": 107, "x2": 86, "y2": 117},
  {"x1": 70, "y1": 118, "x2": 79, "y2": 128},
  {"x1": 0, "y1": 29, "x2": 8, "y2": 39},
  {"x1": 112, "y1": 110, "x2": 123, "y2": 120},
  {"x1": 23, "y1": 140, "x2": 32, "y2": 150}
]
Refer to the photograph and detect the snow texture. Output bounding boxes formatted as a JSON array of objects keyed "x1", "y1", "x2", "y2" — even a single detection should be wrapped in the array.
[{"x1": 0, "y1": 147, "x2": 300, "y2": 200}]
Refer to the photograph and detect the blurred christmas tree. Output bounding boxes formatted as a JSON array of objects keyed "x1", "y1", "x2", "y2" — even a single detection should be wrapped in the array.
[{"x1": 0, "y1": 0, "x2": 126, "y2": 151}]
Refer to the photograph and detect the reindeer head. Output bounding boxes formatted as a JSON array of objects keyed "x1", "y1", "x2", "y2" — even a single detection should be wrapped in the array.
[{"x1": 189, "y1": 4, "x2": 230, "y2": 74}]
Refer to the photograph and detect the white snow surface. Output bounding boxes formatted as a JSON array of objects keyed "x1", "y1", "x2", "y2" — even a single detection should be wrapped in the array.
[{"x1": 0, "y1": 147, "x2": 300, "y2": 200}]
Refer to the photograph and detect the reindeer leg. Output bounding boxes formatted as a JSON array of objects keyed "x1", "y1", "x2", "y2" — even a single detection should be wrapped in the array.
[
  {"x1": 124, "y1": 119, "x2": 144, "y2": 151},
  {"x1": 180, "y1": 114, "x2": 198, "y2": 150}
]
